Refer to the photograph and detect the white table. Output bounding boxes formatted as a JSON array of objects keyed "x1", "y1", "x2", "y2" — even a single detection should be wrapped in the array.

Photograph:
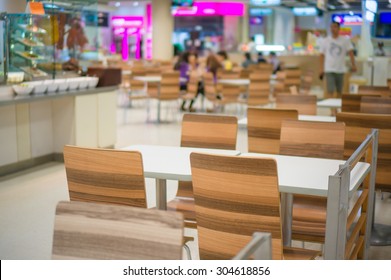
[
  {"x1": 241, "y1": 152, "x2": 371, "y2": 246},
  {"x1": 317, "y1": 98, "x2": 342, "y2": 109},
  {"x1": 122, "y1": 145, "x2": 241, "y2": 210},
  {"x1": 238, "y1": 115, "x2": 336, "y2": 128},
  {"x1": 218, "y1": 79, "x2": 250, "y2": 86}
]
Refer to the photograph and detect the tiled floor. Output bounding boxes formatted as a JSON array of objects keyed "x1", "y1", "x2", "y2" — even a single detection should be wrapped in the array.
[{"x1": 0, "y1": 96, "x2": 390, "y2": 260}]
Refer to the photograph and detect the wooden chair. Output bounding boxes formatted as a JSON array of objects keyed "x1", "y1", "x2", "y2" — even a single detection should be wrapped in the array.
[
  {"x1": 276, "y1": 94, "x2": 317, "y2": 115},
  {"x1": 168, "y1": 114, "x2": 238, "y2": 228},
  {"x1": 247, "y1": 72, "x2": 271, "y2": 106},
  {"x1": 284, "y1": 69, "x2": 302, "y2": 92},
  {"x1": 63, "y1": 145, "x2": 147, "y2": 208},
  {"x1": 52, "y1": 201, "x2": 184, "y2": 260},
  {"x1": 300, "y1": 70, "x2": 314, "y2": 95},
  {"x1": 336, "y1": 112, "x2": 391, "y2": 193},
  {"x1": 360, "y1": 96, "x2": 391, "y2": 114},
  {"x1": 190, "y1": 153, "x2": 319, "y2": 260},
  {"x1": 63, "y1": 145, "x2": 194, "y2": 258},
  {"x1": 358, "y1": 85, "x2": 390, "y2": 96},
  {"x1": 247, "y1": 107, "x2": 298, "y2": 154},
  {"x1": 342, "y1": 94, "x2": 382, "y2": 113},
  {"x1": 280, "y1": 120, "x2": 346, "y2": 243}
]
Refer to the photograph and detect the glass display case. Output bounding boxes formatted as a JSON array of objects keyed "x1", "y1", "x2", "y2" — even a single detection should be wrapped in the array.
[{"x1": 1, "y1": 0, "x2": 99, "y2": 84}]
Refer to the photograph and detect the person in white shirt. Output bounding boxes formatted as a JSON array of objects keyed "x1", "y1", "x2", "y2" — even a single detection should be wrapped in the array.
[{"x1": 320, "y1": 22, "x2": 357, "y2": 97}]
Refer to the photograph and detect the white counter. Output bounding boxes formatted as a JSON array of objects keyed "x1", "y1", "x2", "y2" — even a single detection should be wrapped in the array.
[{"x1": 0, "y1": 86, "x2": 118, "y2": 175}]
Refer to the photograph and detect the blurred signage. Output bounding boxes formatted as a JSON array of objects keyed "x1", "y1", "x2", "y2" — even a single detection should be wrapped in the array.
[
  {"x1": 249, "y1": 16, "x2": 263, "y2": 25},
  {"x1": 292, "y1": 7, "x2": 317, "y2": 16},
  {"x1": 250, "y1": 0, "x2": 281, "y2": 6},
  {"x1": 332, "y1": 13, "x2": 363, "y2": 25},
  {"x1": 249, "y1": 8, "x2": 272, "y2": 16},
  {"x1": 172, "y1": 2, "x2": 245, "y2": 16},
  {"x1": 339, "y1": 27, "x2": 352, "y2": 36}
]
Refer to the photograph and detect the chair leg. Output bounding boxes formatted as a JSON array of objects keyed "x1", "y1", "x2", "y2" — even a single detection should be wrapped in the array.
[{"x1": 184, "y1": 244, "x2": 192, "y2": 260}]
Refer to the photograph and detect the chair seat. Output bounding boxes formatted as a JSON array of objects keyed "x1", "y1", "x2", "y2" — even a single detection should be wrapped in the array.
[{"x1": 283, "y1": 246, "x2": 320, "y2": 260}]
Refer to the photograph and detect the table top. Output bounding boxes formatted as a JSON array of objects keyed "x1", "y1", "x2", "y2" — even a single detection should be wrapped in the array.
[
  {"x1": 122, "y1": 145, "x2": 241, "y2": 181},
  {"x1": 133, "y1": 76, "x2": 187, "y2": 83},
  {"x1": 241, "y1": 152, "x2": 370, "y2": 197},
  {"x1": 317, "y1": 98, "x2": 342, "y2": 108},
  {"x1": 133, "y1": 76, "x2": 162, "y2": 83},
  {"x1": 218, "y1": 79, "x2": 250, "y2": 86},
  {"x1": 238, "y1": 115, "x2": 336, "y2": 128}
]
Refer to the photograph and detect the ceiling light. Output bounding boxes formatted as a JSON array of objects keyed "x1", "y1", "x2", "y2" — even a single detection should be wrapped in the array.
[
  {"x1": 115, "y1": 2, "x2": 120, "y2": 7},
  {"x1": 133, "y1": 1, "x2": 139, "y2": 6}
]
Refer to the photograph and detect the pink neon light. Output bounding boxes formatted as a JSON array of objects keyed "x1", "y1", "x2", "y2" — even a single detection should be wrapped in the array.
[
  {"x1": 172, "y1": 2, "x2": 245, "y2": 16},
  {"x1": 146, "y1": 3, "x2": 152, "y2": 59},
  {"x1": 111, "y1": 16, "x2": 144, "y2": 61}
]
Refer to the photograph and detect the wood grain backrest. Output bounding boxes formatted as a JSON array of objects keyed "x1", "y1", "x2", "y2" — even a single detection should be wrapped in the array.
[
  {"x1": 336, "y1": 112, "x2": 391, "y2": 192},
  {"x1": 190, "y1": 153, "x2": 283, "y2": 260},
  {"x1": 203, "y1": 72, "x2": 217, "y2": 101},
  {"x1": 276, "y1": 94, "x2": 317, "y2": 115},
  {"x1": 361, "y1": 96, "x2": 391, "y2": 114},
  {"x1": 248, "y1": 73, "x2": 270, "y2": 106},
  {"x1": 280, "y1": 120, "x2": 345, "y2": 159},
  {"x1": 284, "y1": 69, "x2": 302, "y2": 89},
  {"x1": 63, "y1": 145, "x2": 147, "y2": 208},
  {"x1": 181, "y1": 114, "x2": 238, "y2": 150},
  {"x1": 342, "y1": 94, "x2": 382, "y2": 113},
  {"x1": 160, "y1": 72, "x2": 180, "y2": 100},
  {"x1": 358, "y1": 86, "x2": 390, "y2": 96},
  {"x1": 247, "y1": 108, "x2": 298, "y2": 154},
  {"x1": 177, "y1": 114, "x2": 238, "y2": 198},
  {"x1": 52, "y1": 201, "x2": 184, "y2": 260},
  {"x1": 341, "y1": 94, "x2": 380, "y2": 113}
]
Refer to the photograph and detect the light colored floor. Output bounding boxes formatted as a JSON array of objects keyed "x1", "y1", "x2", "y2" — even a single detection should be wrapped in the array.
[{"x1": 0, "y1": 95, "x2": 390, "y2": 260}]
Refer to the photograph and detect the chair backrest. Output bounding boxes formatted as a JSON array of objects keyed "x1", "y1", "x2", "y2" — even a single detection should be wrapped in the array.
[
  {"x1": 342, "y1": 93, "x2": 383, "y2": 113},
  {"x1": 203, "y1": 72, "x2": 218, "y2": 101},
  {"x1": 186, "y1": 73, "x2": 199, "y2": 96},
  {"x1": 360, "y1": 96, "x2": 391, "y2": 114},
  {"x1": 358, "y1": 86, "x2": 390, "y2": 96},
  {"x1": 63, "y1": 145, "x2": 147, "y2": 208},
  {"x1": 276, "y1": 94, "x2": 317, "y2": 115},
  {"x1": 181, "y1": 113, "x2": 238, "y2": 150},
  {"x1": 177, "y1": 114, "x2": 238, "y2": 198},
  {"x1": 280, "y1": 120, "x2": 345, "y2": 159},
  {"x1": 248, "y1": 72, "x2": 270, "y2": 106},
  {"x1": 190, "y1": 153, "x2": 283, "y2": 260},
  {"x1": 284, "y1": 69, "x2": 302, "y2": 90},
  {"x1": 247, "y1": 108, "x2": 298, "y2": 154},
  {"x1": 336, "y1": 112, "x2": 391, "y2": 192},
  {"x1": 160, "y1": 71, "x2": 180, "y2": 100},
  {"x1": 300, "y1": 71, "x2": 314, "y2": 94},
  {"x1": 217, "y1": 69, "x2": 240, "y2": 79},
  {"x1": 52, "y1": 201, "x2": 184, "y2": 260},
  {"x1": 257, "y1": 63, "x2": 273, "y2": 72}
]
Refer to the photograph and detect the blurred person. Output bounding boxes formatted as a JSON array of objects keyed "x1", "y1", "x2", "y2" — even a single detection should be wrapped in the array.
[
  {"x1": 319, "y1": 21, "x2": 356, "y2": 97},
  {"x1": 257, "y1": 52, "x2": 267, "y2": 63},
  {"x1": 242, "y1": 52, "x2": 256, "y2": 68},
  {"x1": 206, "y1": 53, "x2": 222, "y2": 80},
  {"x1": 375, "y1": 42, "x2": 386, "y2": 56},
  {"x1": 216, "y1": 50, "x2": 233, "y2": 71},
  {"x1": 269, "y1": 52, "x2": 281, "y2": 74}
]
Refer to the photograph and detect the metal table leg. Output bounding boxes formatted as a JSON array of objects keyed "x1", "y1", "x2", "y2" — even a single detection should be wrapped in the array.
[
  {"x1": 281, "y1": 192, "x2": 293, "y2": 246},
  {"x1": 156, "y1": 178, "x2": 167, "y2": 210}
]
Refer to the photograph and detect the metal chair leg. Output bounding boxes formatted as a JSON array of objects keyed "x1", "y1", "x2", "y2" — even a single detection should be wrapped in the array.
[{"x1": 183, "y1": 244, "x2": 192, "y2": 260}]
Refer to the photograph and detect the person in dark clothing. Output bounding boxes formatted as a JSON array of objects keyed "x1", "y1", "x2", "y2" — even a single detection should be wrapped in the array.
[
  {"x1": 242, "y1": 52, "x2": 256, "y2": 68},
  {"x1": 257, "y1": 52, "x2": 267, "y2": 63}
]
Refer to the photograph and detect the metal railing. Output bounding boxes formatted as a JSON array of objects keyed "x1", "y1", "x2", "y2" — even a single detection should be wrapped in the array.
[
  {"x1": 324, "y1": 129, "x2": 378, "y2": 260},
  {"x1": 232, "y1": 232, "x2": 272, "y2": 260}
]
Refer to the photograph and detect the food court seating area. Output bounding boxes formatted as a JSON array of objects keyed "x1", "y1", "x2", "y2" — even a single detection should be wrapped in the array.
[{"x1": 1, "y1": 58, "x2": 391, "y2": 260}]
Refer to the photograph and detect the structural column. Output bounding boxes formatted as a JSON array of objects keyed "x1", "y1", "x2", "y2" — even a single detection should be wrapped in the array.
[{"x1": 151, "y1": 0, "x2": 174, "y2": 61}]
